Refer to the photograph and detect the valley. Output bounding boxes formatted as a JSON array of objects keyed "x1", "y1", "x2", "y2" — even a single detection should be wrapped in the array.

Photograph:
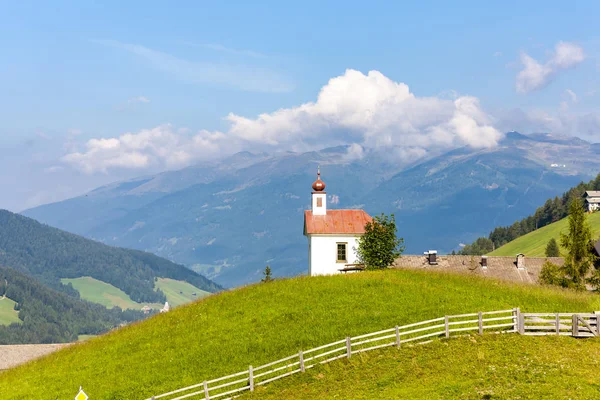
[
  {"x1": 0, "y1": 210, "x2": 221, "y2": 344},
  {"x1": 22, "y1": 132, "x2": 600, "y2": 287}
]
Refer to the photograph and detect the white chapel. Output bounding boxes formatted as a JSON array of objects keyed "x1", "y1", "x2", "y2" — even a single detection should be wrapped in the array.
[{"x1": 303, "y1": 168, "x2": 372, "y2": 276}]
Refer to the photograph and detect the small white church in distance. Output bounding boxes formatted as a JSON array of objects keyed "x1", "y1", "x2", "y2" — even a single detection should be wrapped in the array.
[{"x1": 303, "y1": 168, "x2": 372, "y2": 276}]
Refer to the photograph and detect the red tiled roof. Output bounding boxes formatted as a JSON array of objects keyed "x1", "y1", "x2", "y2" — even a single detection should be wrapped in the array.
[{"x1": 304, "y1": 210, "x2": 372, "y2": 235}]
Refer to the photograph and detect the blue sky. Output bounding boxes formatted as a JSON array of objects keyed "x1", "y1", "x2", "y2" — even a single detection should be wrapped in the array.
[{"x1": 1, "y1": 1, "x2": 599, "y2": 210}]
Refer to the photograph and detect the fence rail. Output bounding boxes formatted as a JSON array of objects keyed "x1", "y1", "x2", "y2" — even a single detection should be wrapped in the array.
[{"x1": 147, "y1": 309, "x2": 599, "y2": 400}]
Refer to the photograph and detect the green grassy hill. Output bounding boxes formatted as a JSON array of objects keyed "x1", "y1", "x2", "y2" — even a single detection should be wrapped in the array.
[
  {"x1": 1, "y1": 270, "x2": 600, "y2": 399},
  {"x1": 243, "y1": 334, "x2": 600, "y2": 399},
  {"x1": 489, "y1": 212, "x2": 600, "y2": 257},
  {"x1": 0, "y1": 297, "x2": 20, "y2": 326}
]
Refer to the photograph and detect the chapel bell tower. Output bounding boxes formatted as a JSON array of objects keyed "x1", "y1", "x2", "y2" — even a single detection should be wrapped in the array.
[{"x1": 311, "y1": 167, "x2": 327, "y2": 216}]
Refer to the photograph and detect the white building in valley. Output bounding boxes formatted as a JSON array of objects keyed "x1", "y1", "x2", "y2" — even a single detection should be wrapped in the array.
[
  {"x1": 303, "y1": 168, "x2": 372, "y2": 276},
  {"x1": 584, "y1": 191, "x2": 600, "y2": 212}
]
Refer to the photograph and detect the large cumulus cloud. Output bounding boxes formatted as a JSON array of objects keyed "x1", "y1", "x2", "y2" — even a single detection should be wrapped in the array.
[{"x1": 63, "y1": 69, "x2": 502, "y2": 173}]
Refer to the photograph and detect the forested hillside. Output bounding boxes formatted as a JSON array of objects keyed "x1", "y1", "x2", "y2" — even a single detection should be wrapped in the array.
[
  {"x1": 0, "y1": 265, "x2": 144, "y2": 344},
  {"x1": 460, "y1": 172, "x2": 600, "y2": 255},
  {"x1": 0, "y1": 210, "x2": 221, "y2": 303}
]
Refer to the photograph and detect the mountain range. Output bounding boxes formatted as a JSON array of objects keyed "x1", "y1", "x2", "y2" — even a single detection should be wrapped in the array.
[{"x1": 23, "y1": 132, "x2": 600, "y2": 287}]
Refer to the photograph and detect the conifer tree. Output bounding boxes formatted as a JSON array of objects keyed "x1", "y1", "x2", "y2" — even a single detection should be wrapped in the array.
[
  {"x1": 261, "y1": 265, "x2": 273, "y2": 283},
  {"x1": 560, "y1": 198, "x2": 596, "y2": 288},
  {"x1": 545, "y1": 238, "x2": 560, "y2": 257}
]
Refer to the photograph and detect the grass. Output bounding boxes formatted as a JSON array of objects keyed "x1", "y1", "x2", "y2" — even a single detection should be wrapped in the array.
[
  {"x1": 61, "y1": 277, "x2": 162, "y2": 310},
  {"x1": 489, "y1": 212, "x2": 600, "y2": 257},
  {"x1": 243, "y1": 335, "x2": 600, "y2": 399},
  {"x1": 60, "y1": 277, "x2": 208, "y2": 310},
  {"x1": 2, "y1": 269, "x2": 600, "y2": 399},
  {"x1": 155, "y1": 278, "x2": 210, "y2": 307},
  {"x1": 0, "y1": 297, "x2": 20, "y2": 326}
]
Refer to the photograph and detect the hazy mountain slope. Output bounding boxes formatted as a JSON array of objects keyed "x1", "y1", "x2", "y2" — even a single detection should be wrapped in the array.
[
  {"x1": 368, "y1": 133, "x2": 592, "y2": 251},
  {"x1": 76, "y1": 148, "x2": 397, "y2": 286},
  {"x1": 0, "y1": 210, "x2": 221, "y2": 301},
  {"x1": 22, "y1": 133, "x2": 600, "y2": 287}
]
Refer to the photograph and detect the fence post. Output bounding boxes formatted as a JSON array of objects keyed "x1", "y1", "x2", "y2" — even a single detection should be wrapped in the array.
[
  {"x1": 346, "y1": 336, "x2": 352, "y2": 359},
  {"x1": 299, "y1": 350, "x2": 305, "y2": 373},
  {"x1": 596, "y1": 312, "x2": 600, "y2": 336},
  {"x1": 249, "y1": 365, "x2": 254, "y2": 392},
  {"x1": 203, "y1": 381, "x2": 209, "y2": 400},
  {"x1": 478, "y1": 312, "x2": 483, "y2": 335},
  {"x1": 518, "y1": 310, "x2": 525, "y2": 335},
  {"x1": 572, "y1": 314, "x2": 579, "y2": 337},
  {"x1": 444, "y1": 316, "x2": 449, "y2": 338},
  {"x1": 395, "y1": 326, "x2": 401, "y2": 348},
  {"x1": 556, "y1": 313, "x2": 560, "y2": 335},
  {"x1": 512, "y1": 308, "x2": 518, "y2": 332}
]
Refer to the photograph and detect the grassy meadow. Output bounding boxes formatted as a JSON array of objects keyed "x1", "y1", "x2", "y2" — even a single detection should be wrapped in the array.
[
  {"x1": 1, "y1": 269, "x2": 600, "y2": 399},
  {"x1": 155, "y1": 277, "x2": 210, "y2": 307},
  {"x1": 0, "y1": 297, "x2": 20, "y2": 326},
  {"x1": 243, "y1": 334, "x2": 600, "y2": 399},
  {"x1": 61, "y1": 277, "x2": 208, "y2": 310},
  {"x1": 489, "y1": 212, "x2": 600, "y2": 257}
]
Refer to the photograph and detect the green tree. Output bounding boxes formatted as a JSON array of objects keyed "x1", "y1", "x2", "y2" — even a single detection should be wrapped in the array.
[
  {"x1": 357, "y1": 214, "x2": 405, "y2": 270},
  {"x1": 560, "y1": 198, "x2": 596, "y2": 288},
  {"x1": 545, "y1": 238, "x2": 560, "y2": 257},
  {"x1": 261, "y1": 265, "x2": 273, "y2": 283},
  {"x1": 539, "y1": 260, "x2": 571, "y2": 288},
  {"x1": 458, "y1": 237, "x2": 494, "y2": 255}
]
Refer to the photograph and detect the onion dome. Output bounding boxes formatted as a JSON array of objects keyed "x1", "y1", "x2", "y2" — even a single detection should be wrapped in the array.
[{"x1": 312, "y1": 167, "x2": 326, "y2": 192}]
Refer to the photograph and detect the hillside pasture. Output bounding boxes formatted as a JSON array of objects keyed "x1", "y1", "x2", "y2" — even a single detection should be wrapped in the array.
[
  {"x1": 62, "y1": 277, "x2": 207, "y2": 310},
  {"x1": 0, "y1": 297, "x2": 20, "y2": 326},
  {"x1": 61, "y1": 277, "x2": 162, "y2": 310},
  {"x1": 155, "y1": 278, "x2": 210, "y2": 307},
  {"x1": 2, "y1": 269, "x2": 600, "y2": 399},
  {"x1": 489, "y1": 212, "x2": 600, "y2": 257}
]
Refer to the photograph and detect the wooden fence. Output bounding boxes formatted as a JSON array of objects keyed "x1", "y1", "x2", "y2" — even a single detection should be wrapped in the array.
[{"x1": 146, "y1": 308, "x2": 599, "y2": 400}]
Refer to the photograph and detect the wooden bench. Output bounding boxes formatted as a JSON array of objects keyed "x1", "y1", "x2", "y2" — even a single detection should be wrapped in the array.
[{"x1": 338, "y1": 264, "x2": 365, "y2": 273}]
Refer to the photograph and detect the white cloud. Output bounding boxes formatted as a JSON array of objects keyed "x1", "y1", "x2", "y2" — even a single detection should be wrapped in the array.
[
  {"x1": 62, "y1": 124, "x2": 229, "y2": 173},
  {"x1": 552, "y1": 42, "x2": 585, "y2": 69},
  {"x1": 516, "y1": 41, "x2": 585, "y2": 93},
  {"x1": 565, "y1": 89, "x2": 578, "y2": 103},
  {"x1": 95, "y1": 39, "x2": 293, "y2": 93},
  {"x1": 226, "y1": 69, "x2": 501, "y2": 155},
  {"x1": 493, "y1": 51, "x2": 502, "y2": 57},
  {"x1": 129, "y1": 96, "x2": 150, "y2": 104},
  {"x1": 62, "y1": 69, "x2": 502, "y2": 173},
  {"x1": 497, "y1": 107, "x2": 600, "y2": 140}
]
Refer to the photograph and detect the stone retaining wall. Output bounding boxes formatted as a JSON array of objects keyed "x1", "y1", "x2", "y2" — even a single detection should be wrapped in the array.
[
  {"x1": 393, "y1": 255, "x2": 564, "y2": 284},
  {"x1": 0, "y1": 343, "x2": 70, "y2": 370}
]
